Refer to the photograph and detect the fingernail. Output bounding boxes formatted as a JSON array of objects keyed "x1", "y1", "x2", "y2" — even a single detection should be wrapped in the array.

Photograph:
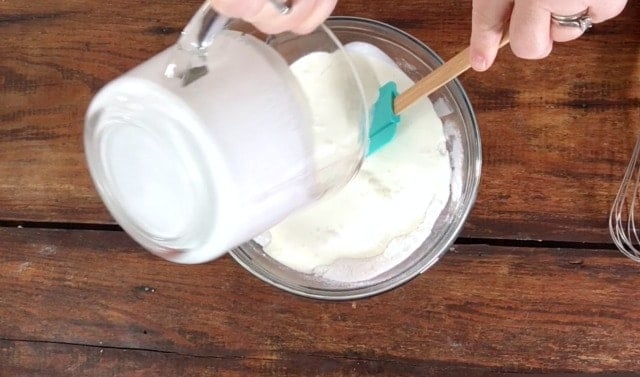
[{"x1": 471, "y1": 53, "x2": 487, "y2": 71}]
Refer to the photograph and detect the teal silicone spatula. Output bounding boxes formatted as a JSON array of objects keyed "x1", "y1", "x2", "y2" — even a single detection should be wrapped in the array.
[{"x1": 368, "y1": 34, "x2": 510, "y2": 155}]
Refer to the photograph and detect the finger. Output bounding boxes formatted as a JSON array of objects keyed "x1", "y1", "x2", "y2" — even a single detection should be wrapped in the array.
[
  {"x1": 509, "y1": 0, "x2": 552, "y2": 60},
  {"x1": 469, "y1": 0, "x2": 513, "y2": 72},
  {"x1": 210, "y1": 0, "x2": 266, "y2": 19},
  {"x1": 291, "y1": 0, "x2": 337, "y2": 34},
  {"x1": 251, "y1": 0, "x2": 318, "y2": 34},
  {"x1": 584, "y1": 0, "x2": 627, "y2": 23},
  {"x1": 550, "y1": 11, "x2": 589, "y2": 43},
  {"x1": 547, "y1": 0, "x2": 627, "y2": 42}
]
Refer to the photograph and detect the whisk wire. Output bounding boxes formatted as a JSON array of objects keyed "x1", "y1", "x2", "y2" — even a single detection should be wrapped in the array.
[{"x1": 610, "y1": 133, "x2": 640, "y2": 262}]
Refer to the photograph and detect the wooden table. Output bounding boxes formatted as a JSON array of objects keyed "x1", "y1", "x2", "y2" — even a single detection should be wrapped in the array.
[{"x1": 1, "y1": 0, "x2": 639, "y2": 375}]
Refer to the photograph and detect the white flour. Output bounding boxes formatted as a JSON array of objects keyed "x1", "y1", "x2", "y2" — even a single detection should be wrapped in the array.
[{"x1": 257, "y1": 45, "x2": 452, "y2": 283}]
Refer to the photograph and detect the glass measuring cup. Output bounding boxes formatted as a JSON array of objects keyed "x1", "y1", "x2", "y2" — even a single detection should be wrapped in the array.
[{"x1": 84, "y1": 2, "x2": 369, "y2": 264}]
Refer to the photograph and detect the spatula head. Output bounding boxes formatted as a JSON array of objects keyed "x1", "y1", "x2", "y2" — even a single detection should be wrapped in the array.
[{"x1": 367, "y1": 81, "x2": 400, "y2": 156}]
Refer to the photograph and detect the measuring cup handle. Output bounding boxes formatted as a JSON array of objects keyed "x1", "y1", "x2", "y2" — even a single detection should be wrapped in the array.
[
  {"x1": 183, "y1": 1, "x2": 230, "y2": 49},
  {"x1": 163, "y1": 2, "x2": 229, "y2": 83}
]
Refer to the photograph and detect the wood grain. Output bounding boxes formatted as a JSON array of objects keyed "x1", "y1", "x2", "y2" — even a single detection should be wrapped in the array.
[
  {"x1": 0, "y1": 0, "x2": 639, "y2": 243},
  {"x1": 2, "y1": 1, "x2": 640, "y2": 375},
  {"x1": 0, "y1": 339, "x2": 507, "y2": 377},
  {"x1": 1, "y1": 227, "x2": 640, "y2": 374},
  {"x1": 394, "y1": 34, "x2": 510, "y2": 113}
]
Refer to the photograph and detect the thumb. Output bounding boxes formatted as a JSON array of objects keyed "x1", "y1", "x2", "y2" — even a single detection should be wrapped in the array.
[{"x1": 470, "y1": 0, "x2": 512, "y2": 71}]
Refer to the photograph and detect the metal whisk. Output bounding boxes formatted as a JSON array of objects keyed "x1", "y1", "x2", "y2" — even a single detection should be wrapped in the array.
[{"x1": 610, "y1": 133, "x2": 640, "y2": 262}]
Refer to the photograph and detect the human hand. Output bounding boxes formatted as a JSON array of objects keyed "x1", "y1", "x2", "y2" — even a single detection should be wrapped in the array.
[
  {"x1": 470, "y1": 0, "x2": 628, "y2": 71},
  {"x1": 210, "y1": 0, "x2": 337, "y2": 34}
]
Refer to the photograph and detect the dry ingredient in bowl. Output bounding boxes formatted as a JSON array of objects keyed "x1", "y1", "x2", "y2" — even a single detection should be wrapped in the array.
[{"x1": 256, "y1": 44, "x2": 452, "y2": 283}]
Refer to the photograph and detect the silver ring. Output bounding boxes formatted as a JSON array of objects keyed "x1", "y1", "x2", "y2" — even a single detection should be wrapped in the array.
[
  {"x1": 551, "y1": 9, "x2": 593, "y2": 32},
  {"x1": 268, "y1": 0, "x2": 292, "y2": 15}
]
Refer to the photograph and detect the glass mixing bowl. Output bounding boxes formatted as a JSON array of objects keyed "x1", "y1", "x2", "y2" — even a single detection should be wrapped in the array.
[{"x1": 230, "y1": 17, "x2": 481, "y2": 300}]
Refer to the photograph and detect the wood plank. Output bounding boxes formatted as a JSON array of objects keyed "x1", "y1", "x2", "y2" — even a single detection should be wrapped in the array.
[
  {"x1": 2, "y1": 227, "x2": 640, "y2": 372},
  {"x1": 0, "y1": 339, "x2": 497, "y2": 377},
  {"x1": 0, "y1": 0, "x2": 638, "y2": 242},
  {"x1": 6, "y1": 340, "x2": 636, "y2": 377}
]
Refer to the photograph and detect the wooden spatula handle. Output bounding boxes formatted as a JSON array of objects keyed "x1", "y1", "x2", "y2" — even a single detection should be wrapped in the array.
[{"x1": 393, "y1": 34, "x2": 510, "y2": 114}]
